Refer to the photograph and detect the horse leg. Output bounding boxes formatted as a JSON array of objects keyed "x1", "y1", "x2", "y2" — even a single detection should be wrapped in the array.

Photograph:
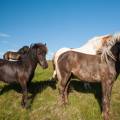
[
  {"x1": 84, "y1": 83, "x2": 91, "y2": 90},
  {"x1": 27, "y1": 72, "x2": 34, "y2": 89},
  {"x1": 102, "y1": 81, "x2": 113, "y2": 120},
  {"x1": 58, "y1": 79, "x2": 66, "y2": 105},
  {"x1": 58, "y1": 73, "x2": 71, "y2": 105},
  {"x1": 19, "y1": 80, "x2": 28, "y2": 108},
  {"x1": 0, "y1": 87, "x2": 3, "y2": 94},
  {"x1": 52, "y1": 70, "x2": 58, "y2": 80},
  {"x1": 64, "y1": 79, "x2": 71, "y2": 104}
]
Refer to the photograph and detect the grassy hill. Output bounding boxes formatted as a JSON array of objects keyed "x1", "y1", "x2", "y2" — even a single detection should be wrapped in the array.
[{"x1": 0, "y1": 61, "x2": 120, "y2": 120}]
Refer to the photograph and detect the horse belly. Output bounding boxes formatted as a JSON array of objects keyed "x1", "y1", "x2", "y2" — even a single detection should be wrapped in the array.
[
  {"x1": 72, "y1": 66, "x2": 101, "y2": 82},
  {"x1": 4, "y1": 75, "x2": 17, "y2": 83},
  {"x1": 0, "y1": 67, "x2": 17, "y2": 83}
]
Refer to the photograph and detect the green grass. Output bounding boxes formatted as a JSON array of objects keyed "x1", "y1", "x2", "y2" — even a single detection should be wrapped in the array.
[{"x1": 0, "y1": 61, "x2": 120, "y2": 120}]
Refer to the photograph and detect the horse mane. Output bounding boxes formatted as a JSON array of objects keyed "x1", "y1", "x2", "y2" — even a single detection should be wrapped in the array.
[
  {"x1": 100, "y1": 33, "x2": 120, "y2": 63},
  {"x1": 30, "y1": 43, "x2": 48, "y2": 53},
  {"x1": 18, "y1": 46, "x2": 29, "y2": 54}
]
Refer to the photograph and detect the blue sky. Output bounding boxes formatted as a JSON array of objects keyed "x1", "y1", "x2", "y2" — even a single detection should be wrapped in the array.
[{"x1": 0, "y1": 0, "x2": 120, "y2": 59}]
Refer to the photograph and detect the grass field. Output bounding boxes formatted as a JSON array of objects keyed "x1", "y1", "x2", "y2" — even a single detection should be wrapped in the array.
[{"x1": 0, "y1": 61, "x2": 120, "y2": 120}]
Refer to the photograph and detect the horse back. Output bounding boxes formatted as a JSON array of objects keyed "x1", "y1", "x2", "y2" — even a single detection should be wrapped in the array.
[{"x1": 57, "y1": 51, "x2": 113, "y2": 82}]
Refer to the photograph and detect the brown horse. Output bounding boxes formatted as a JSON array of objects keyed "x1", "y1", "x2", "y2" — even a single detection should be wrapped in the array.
[
  {"x1": 0, "y1": 43, "x2": 48, "y2": 108},
  {"x1": 56, "y1": 34, "x2": 120, "y2": 120},
  {"x1": 3, "y1": 46, "x2": 29, "y2": 60}
]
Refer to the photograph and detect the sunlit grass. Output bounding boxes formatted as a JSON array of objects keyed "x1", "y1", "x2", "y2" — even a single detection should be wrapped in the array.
[{"x1": 0, "y1": 61, "x2": 120, "y2": 120}]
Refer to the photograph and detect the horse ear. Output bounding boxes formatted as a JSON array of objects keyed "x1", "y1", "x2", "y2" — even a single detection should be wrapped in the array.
[{"x1": 45, "y1": 43, "x2": 46, "y2": 46}]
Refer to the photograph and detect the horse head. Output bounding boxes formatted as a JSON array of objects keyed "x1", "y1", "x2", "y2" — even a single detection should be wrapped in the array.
[{"x1": 30, "y1": 43, "x2": 48, "y2": 69}]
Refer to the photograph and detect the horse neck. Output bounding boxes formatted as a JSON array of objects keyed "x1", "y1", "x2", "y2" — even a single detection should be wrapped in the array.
[
  {"x1": 115, "y1": 61, "x2": 120, "y2": 78},
  {"x1": 23, "y1": 50, "x2": 38, "y2": 71},
  {"x1": 106, "y1": 51, "x2": 120, "y2": 79}
]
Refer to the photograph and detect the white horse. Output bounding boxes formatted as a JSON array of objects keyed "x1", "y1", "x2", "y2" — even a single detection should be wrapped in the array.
[{"x1": 52, "y1": 34, "x2": 112, "y2": 82}]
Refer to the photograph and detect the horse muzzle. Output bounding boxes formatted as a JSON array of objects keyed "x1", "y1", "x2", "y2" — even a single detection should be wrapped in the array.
[
  {"x1": 43, "y1": 62, "x2": 48, "y2": 69},
  {"x1": 40, "y1": 61, "x2": 48, "y2": 69}
]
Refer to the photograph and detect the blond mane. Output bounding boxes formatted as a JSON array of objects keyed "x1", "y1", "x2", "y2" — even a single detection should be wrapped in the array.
[{"x1": 100, "y1": 33, "x2": 120, "y2": 63}]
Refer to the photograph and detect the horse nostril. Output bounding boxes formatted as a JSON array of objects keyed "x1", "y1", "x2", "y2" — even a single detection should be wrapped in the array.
[
  {"x1": 44, "y1": 64, "x2": 48, "y2": 69},
  {"x1": 44, "y1": 62, "x2": 48, "y2": 69},
  {"x1": 40, "y1": 61, "x2": 48, "y2": 69}
]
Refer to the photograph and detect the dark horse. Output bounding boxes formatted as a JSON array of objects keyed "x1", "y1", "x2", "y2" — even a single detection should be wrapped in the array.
[
  {"x1": 56, "y1": 34, "x2": 120, "y2": 120},
  {"x1": 3, "y1": 46, "x2": 29, "y2": 60},
  {"x1": 0, "y1": 43, "x2": 48, "y2": 108}
]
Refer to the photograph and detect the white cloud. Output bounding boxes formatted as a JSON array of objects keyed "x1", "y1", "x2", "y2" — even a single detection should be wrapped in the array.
[{"x1": 0, "y1": 32, "x2": 10, "y2": 38}]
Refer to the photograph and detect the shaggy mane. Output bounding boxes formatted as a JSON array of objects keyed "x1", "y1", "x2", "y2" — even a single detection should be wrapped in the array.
[{"x1": 100, "y1": 33, "x2": 120, "y2": 63}]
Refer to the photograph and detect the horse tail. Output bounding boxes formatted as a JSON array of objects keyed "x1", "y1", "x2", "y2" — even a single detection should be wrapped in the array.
[
  {"x1": 52, "y1": 56, "x2": 55, "y2": 71},
  {"x1": 51, "y1": 54, "x2": 58, "y2": 80}
]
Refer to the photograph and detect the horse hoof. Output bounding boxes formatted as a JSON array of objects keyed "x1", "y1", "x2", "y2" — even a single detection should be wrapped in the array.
[
  {"x1": 58, "y1": 100, "x2": 68, "y2": 107},
  {"x1": 21, "y1": 103, "x2": 29, "y2": 109},
  {"x1": 25, "y1": 104, "x2": 29, "y2": 109},
  {"x1": 21, "y1": 102, "x2": 25, "y2": 108}
]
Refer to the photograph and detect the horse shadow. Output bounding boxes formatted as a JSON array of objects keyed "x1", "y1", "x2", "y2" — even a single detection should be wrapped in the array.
[
  {"x1": 0, "y1": 79, "x2": 57, "y2": 108},
  {"x1": 0, "y1": 79, "x2": 102, "y2": 111},
  {"x1": 69, "y1": 80, "x2": 102, "y2": 111}
]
